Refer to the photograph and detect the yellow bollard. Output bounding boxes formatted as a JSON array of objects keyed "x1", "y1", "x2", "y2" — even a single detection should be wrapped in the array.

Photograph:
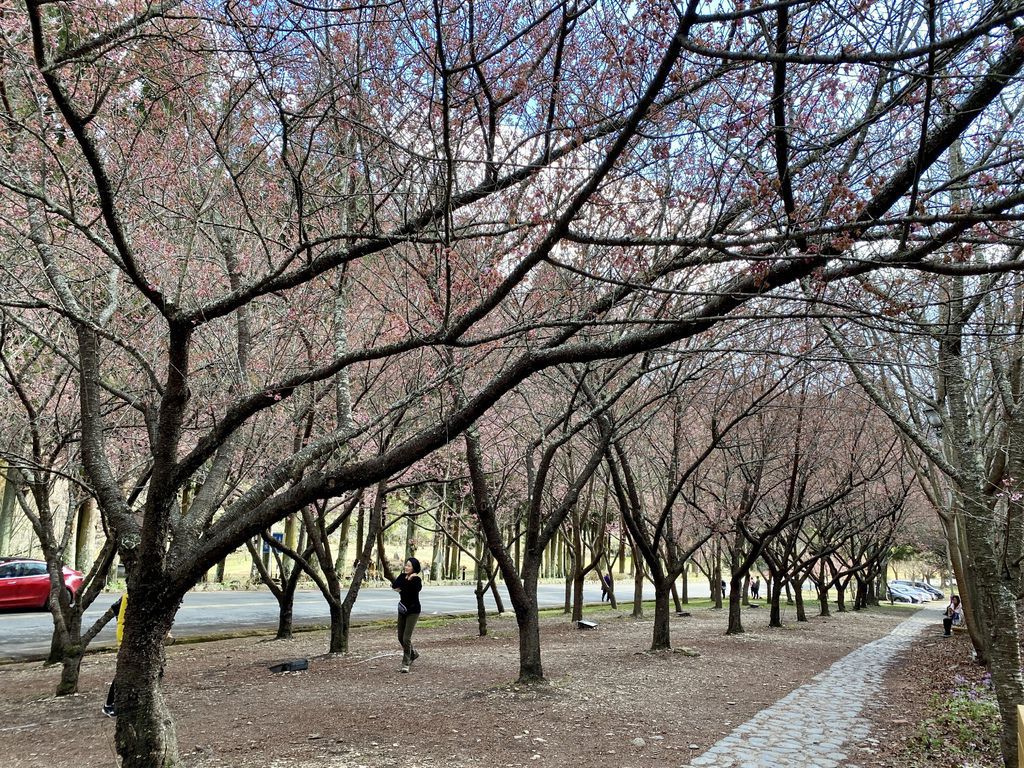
[{"x1": 1017, "y1": 705, "x2": 1024, "y2": 768}]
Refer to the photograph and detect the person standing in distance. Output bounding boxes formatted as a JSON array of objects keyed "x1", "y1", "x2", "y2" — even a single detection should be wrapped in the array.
[{"x1": 392, "y1": 557, "x2": 423, "y2": 673}]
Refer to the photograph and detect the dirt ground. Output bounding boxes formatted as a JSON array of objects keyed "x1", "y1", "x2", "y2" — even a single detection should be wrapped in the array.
[{"x1": 0, "y1": 601, "x2": 932, "y2": 768}]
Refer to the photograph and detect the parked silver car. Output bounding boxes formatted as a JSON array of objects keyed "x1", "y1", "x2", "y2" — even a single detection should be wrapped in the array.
[
  {"x1": 887, "y1": 582, "x2": 931, "y2": 603},
  {"x1": 890, "y1": 579, "x2": 943, "y2": 600}
]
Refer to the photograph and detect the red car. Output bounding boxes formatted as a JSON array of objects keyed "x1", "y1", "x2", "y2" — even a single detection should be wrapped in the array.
[{"x1": 0, "y1": 558, "x2": 84, "y2": 609}]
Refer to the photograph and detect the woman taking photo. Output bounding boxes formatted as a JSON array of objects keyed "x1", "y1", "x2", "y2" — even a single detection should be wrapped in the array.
[{"x1": 392, "y1": 557, "x2": 423, "y2": 672}]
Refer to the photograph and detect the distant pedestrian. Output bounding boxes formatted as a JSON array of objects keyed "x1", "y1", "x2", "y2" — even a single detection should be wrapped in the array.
[
  {"x1": 721, "y1": 580, "x2": 727, "y2": 598},
  {"x1": 392, "y1": 557, "x2": 423, "y2": 672},
  {"x1": 601, "y1": 573, "x2": 613, "y2": 602},
  {"x1": 751, "y1": 578, "x2": 761, "y2": 600},
  {"x1": 461, "y1": 566, "x2": 466, "y2": 581}
]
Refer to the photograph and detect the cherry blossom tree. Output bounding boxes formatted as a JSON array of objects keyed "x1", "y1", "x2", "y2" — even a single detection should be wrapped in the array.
[
  {"x1": 1, "y1": 0, "x2": 1023, "y2": 764},
  {"x1": 0, "y1": 312, "x2": 119, "y2": 694}
]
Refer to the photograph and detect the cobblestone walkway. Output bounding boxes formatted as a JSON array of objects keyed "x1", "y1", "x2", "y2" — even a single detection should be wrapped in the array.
[{"x1": 687, "y1": 606, "x2": 938, "y2": 768}]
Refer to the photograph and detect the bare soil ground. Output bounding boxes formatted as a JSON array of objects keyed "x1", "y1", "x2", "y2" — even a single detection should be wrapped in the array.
[{"x1": 1, "y1": 601, "x2": 924, "y2": 768}]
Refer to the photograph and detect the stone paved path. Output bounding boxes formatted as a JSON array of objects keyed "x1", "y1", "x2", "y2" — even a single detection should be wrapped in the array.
[{"x1": 687, "y1": 606, "x2": 939, "y2": 768}]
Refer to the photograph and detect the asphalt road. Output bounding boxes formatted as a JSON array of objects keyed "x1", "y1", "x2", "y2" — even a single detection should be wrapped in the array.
[{"x1": 0, "y1": 580, "x2": 692, "y2": 660}]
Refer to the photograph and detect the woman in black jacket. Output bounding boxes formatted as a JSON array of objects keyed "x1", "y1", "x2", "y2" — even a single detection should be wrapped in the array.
[{"x1": 392, "y1": 557, "x2": 423, "y2": 672}]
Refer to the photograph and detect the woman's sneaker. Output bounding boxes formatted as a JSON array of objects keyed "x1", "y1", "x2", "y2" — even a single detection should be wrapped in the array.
[{"x1": 400, "y1": 665, "x2": 410, "y2": 673}]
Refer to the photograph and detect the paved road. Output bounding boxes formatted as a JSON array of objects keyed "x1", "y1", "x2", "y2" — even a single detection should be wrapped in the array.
[
  {"x1": 0, "y1": 580, "x2": 693, "y2": 660},
  {"x1": 686, "y1": 605, "x2": 936, "y2": 768}
]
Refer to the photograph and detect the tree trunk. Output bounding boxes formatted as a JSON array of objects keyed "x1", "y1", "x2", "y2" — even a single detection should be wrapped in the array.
[
  {"x1": 475, "y1": 580, "x2": 488, "y2": 637},
  {"x1": 283, "y1": 514, "x2": 298, "y2": 580},
  {"x1": 327, "y1": 600, "x2": 347, "y2": 654},
  {"x1": 865, "y1": 570, "x2": 880, "y2": 606},
  {"x1": 335, "y1": 515, "x2": 351, "y2": 576},
  {"x1": 405, "y1": 512, "x2": 416, "y2": 560},
  {"x1": 631, "y1": 552, "x2": 644, "y2": 618},
  {"x1": 644, "y1": 579, "x2": 670, "y2": 650},
  {"x1": 769, "y1": 580, "x2": 784, "y2": 627},
  {"x1": 713, "y1": 544, "x2": 723, "y2": 609},
  {"x1": 114, "y1": 598, "x2": 179, "y2": 768},
  {"x1": 726, "y1": 581, "x2": 744, "y2": 635},
  {"x1": 46, "y1": 624, "x2": 64, "y2": 666},
  {"x1": 449, "y1": 516, "x2": 461, "y2": 576},
  {"x1": 472, "y1": 537, "x2": 488, "y2": 636},
  {"x1": 836, "y1": 583, "x2": 847, "y2": 612},
  {"x1": 489, "y1": 563, "x2": 506, "y2": 613},
  {"x1": 516, "y1": 604, "x2": 543, "y2": 682},
  {"x1": 603, "y1": 568, "x2": 618, "y2": 609},
  {"x1": 513, "y1": 567, "x2": 544, "y2": 683},
  {"x1": 276, "y1": 579, "x2": 297, "y2": 640},
  {"x1": 989, "y1": 613, "x2": 1024, "y2": 768},
  {"x1": 356, "y1": 501, "x2": 366, "y2": 570},
  {"x1": 0, "y1": 462, "x2": 18, "y2": 555},
  {"x1": 670, "y1": 581, "x2": 682, "y2": 613},
  {"x1": 853, "y1": 577, "x2": 866, "y2": 611},
  {"x1": 55, "y1": 651, "x2": 84, "y2": 696},
  {"x1": 563, "y1": 570, "x2": 572, "y2": 614},
  {"x1": 572, "y1": 572, "x2": 585, "y2": 622},
  {"x1": 514, "y1": 520, "x2": 522, "y2": 573},
  {"x1": 794, "y1": 579, "x2": 807, "y2": 622},
  {"x1": 74, "y1": 497, "x2": 96, "y2": 571},
  {"x1": 941, "y1": 512, "x2": 988, "y2": 660},
  {"x1": 962, "y1": 494, "x2": 1024, "y2": 767},
  {"x1": 818, "y1": 582, "x2": 831, "y2": 617}
]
